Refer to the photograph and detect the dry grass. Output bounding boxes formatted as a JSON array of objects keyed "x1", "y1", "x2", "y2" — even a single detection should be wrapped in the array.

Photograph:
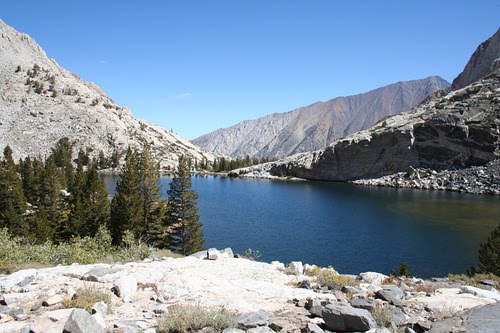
[
  {"x1": 63, "y1": 285, "x2": 112, "y2": 313},
  {"x1": 370, "y1": 304, "x2": 392, "y2": 328},
  {"x1": 382, "y1": 275, "x2": 401, "y2": 286},
  {"x1": 157, "y1": 304, "x2": 237, "y2": 333},
  {"x1": 414, "y1": 284, "x2": 437, "y2": 294},
  {"x1": 305, "y1": 265, "x2": 358, "y2": 290},
  {"x1": 152, "y1": 249, "x2": 184, "y2": 259},
  {"x1": 0, "y1": 260, "x2": 50, "y2": 274}
]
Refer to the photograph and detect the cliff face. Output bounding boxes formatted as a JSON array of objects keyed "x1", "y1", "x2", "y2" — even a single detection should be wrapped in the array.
[
  {"x1": 451, "y1": 28, "x2": 500, "y2": 90},
  {"x1": 192, "y1": 77, "x2": 449, "y2": 159},
  {"x1": 0, "y1": 19, "x2": 214, "y2": 168},
  {"x1": 231, "y1": 69, "x2": 500, "y2": 181}
]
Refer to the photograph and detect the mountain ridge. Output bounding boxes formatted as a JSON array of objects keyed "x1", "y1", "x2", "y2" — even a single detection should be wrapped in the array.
[
  {"x1": 192, "y1": 76, "x2": 449, "y2": 159},
  {"x1": 0, "y1": 19, "x2": 215, "y2": 168}
]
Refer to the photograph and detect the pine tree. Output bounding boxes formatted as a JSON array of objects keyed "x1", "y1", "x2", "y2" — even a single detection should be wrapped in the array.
[
  {"x1": 165, "y1": 155, "x2": 204, "y2": 255},
  {"x1": 81, "y1": 164, "x2": 110, "y2": 237},
  {"x1": 478, "y1": 223, "x2": 500, "y2": 275},
  {"x1": 40, "y1": 155, "x2": 69, "y2": 242},
  {"x1": 140, "y1": 145, "x2": 166, "y2": 246},
  {"x1": 110, "y1": 148, "x2": 143, "y2": 244},
  {"x1": 0, "y1": 146, "x2": 28, "y2": 237},
  {"x1": 68, "y1": 160, "x2": 86, "y2": 235}
]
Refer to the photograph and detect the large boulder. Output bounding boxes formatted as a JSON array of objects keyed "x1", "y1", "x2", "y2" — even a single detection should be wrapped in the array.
[
  {"x1": 375, "y1": 285, "x2": 405, "y2": 306},
  {"x1": 288, "y1": 262, "x2": 304, "y2": 275},
  {"x1": 321, "y1": 304, "x2": 376, "y2": 332},
  {"x1": 461, "y1": 286, "x2": 500, "y2": 301},
  {"x1": 359, "y1": 272, "x2": 387, "y2": 285},
  {"x1": 237, "y1": 309, "x2": 269, "y2": 328},
  {"x1": 112, "y1": 275, "x2": 137, "y2": 302},
  {"x1": 465, "y1": 302, "x2": 500, "y2": 333},
  {"x1": 62, "y1": 309, "x2": 106, "y2": 333},
  {"x1": 0, "y1": 269, "x2": 37, "y2": 292}
]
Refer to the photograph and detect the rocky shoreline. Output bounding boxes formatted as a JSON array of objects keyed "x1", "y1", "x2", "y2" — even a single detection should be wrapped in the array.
[
  {"x1": 352, "y1": 159, "x2": 500, "y2": 195},
  {"x1": 0, "y1": 248, "x2": 499, "y2": 333}
]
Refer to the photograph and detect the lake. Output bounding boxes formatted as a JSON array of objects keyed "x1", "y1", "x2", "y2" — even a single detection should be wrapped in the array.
[{"x1": 103, "y1": 174, "x2": 500, "y2": 278}]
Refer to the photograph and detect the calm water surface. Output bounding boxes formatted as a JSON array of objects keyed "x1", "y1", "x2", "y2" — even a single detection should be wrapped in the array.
[{"x1": 103, "y1": 175, "x2": 500, "y2": 277}]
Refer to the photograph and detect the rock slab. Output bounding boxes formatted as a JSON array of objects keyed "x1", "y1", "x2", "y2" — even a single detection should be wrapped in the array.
[{"x1": 321, "y1": 304, "x2": 376, "y2": 332}]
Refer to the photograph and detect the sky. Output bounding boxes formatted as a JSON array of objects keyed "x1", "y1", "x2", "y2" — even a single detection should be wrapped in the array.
[{"x1": 1, "y1": 1, "x2": 499, "y2": 140}]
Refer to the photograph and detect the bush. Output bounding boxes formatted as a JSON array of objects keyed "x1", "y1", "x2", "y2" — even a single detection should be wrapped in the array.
[
  {"x1": 0, "y1": 227, "x2": 154, "y2": 271},
  {"x1": 307, "y1": 266, "x2": 358, "y2": 290},
  {"x1": 158, "y1": 304, "x2": 237, "y2": 333},
  {"x1": 63, "y1": 285, "x2": 112, "y2": 313},
  {"x1": 241, "y1": 248, "x2": 261, "y2": 261}
]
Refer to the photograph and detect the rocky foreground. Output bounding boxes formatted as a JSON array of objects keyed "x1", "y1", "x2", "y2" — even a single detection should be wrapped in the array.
[{"x1": 0, "y1": 249, "x2": 499, "y2": 333}]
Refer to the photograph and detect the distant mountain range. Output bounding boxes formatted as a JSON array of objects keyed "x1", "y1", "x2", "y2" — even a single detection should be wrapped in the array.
[
  {"x1": 192, "y1": 77, "x2": 450, "y2": 159},
  {"x1": 230, "y1": 28, "x2": 500, "y2": 182},
  {"x1": 0, "y1": 19, "x2": 214, "y2": 169}
]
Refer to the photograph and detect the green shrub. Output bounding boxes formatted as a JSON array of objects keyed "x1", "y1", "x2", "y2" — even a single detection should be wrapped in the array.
[
  {"x1": 158, "y1": 304, "x2": 237, "y2": 333},
  {"x1": 0, "y1": 227, "x2": 154, "y2": 271}
]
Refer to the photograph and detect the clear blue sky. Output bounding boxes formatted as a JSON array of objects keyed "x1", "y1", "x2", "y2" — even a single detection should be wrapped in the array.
[{"x1": 1, "y1": 1, "x2": 499, "y2": 139}]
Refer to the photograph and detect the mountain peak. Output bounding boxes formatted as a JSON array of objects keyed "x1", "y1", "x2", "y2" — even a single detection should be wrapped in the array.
[
  {"x1": 0, "y1": 19, "x2": 214, "y2": 168},
  {"x1": 192, "y1": 77, "x2": 449, "y2": 159},
  {"x1": 451, "y1": 28, "x2": 500, "y2": 90}
]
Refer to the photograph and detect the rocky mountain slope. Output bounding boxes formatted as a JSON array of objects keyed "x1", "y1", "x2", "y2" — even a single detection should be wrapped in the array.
[
  {"x1": 451, "y1": 28, "x2": 500, "y2": 90},
  {"x1": 192, "y1": 77, "x2": 449, "y2": 159},
  {"x1": 0, "y1": 251, "x2": 499, "y2": 333},
  {"x1": 0, "y1": 19, "x2": 214, "y2": 169},
  {"x1": 230, "y1": 69, "x2": 500, "y2": 186}
]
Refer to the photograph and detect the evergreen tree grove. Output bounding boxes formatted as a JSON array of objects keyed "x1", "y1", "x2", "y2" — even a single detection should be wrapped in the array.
[
  {"x1": 165, "y1": 155, "x2": 204, "y2": 255},
  {"x1": 0, "y1": 146, "x2": 28, "y2": 237}
]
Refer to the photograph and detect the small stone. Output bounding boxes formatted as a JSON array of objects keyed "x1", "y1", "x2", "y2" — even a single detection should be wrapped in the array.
[
  {"x1": 309, "y1": 305, "x2": 323, "y2": 318},
  {"x1": 305, "y1": 298, "x2": 322, "y2": 310},
  {"x1": 112, "y1": 275, "x2": 137, "y2": 302},
  {"x1": 350, "y1": 298, "x2": 377, "y2": 311},
  {"x1": 246, "y1": 327, "x2": 274, "y2": 333},
  {"x1": 154, "y1": 304, "x2": 170, "y2": 314},
  {"x1": 222, "y1": 328, "x2": 245, "y2": 333},
  {"x1": 297, "y1": 280, "x2": 311, "y2": 289},
  {"x1": 237, "y1": 309, "x2": 269, "y2": 328},
  {"x1": 288, "y1": 261, "x2": 304, "y2": 275},
  {"x1": 42, "y1": 295, "x2": 64, "y2": 307},
  {"x1": 306, "y1": 322, "x2": 324, "y2": 333},
  {"x1": 92, "y1": 301, "x2": 108, "y2": 318}
]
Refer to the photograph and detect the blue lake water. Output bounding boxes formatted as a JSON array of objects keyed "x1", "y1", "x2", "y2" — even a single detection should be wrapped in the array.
[{"x1": 103, "y1": 174, "x2": 500, "y2": 278}]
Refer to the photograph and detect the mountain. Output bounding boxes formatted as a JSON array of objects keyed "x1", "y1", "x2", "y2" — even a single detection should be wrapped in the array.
[
  {"x1": 451, "y1": 28, "x2": 500, "y2": 90},
  {"x1": 230, "y1": 69, "x2": 499, "y2": 182},
  {"x1": 192, "y1": 77, "x2": 450, "y2": 159},
  {"x1": 0, "y1": 19, "x2": 214, "y2": 168}
]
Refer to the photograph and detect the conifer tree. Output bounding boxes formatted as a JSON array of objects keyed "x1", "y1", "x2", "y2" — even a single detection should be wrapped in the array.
[
  {"x1": 478, "y1": 223, "x2": 500, "y2": 275},
  {"x1": 68, "y1": 161, "x2": 86, "y2": 237},
  {"x1": 81, "y1": 164, "x2": 110, "y2": 237},
  {"x1": 40, "y1": 155, "x2": 69, "y2": 242},
  {"x1": 0, "y1": 146, "x2": 28, "y2": 237},
  {"x1": 110, "y1": 148, "x2": 143, "y2": 244},
  {"x1": 139, "y1": 145, "x2": 166, "y2": 246},
  {"x1": 165, "y1": 155, "x2": 204, "y2": 255}
]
